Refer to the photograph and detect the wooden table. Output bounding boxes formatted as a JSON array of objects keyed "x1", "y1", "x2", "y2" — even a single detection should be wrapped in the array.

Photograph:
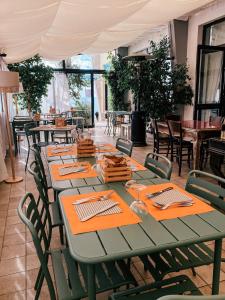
[
  {"x1": 58, "y1": 179, "x2": 225, "y2": 299},
  {"x1": 30, "y1": 124, "x2": 76, "y2": 143},
  {"x1": 158, "y1": 120, "x2": 221, "y2": 169},
  {"x1": 48, "y1": 156, "x2": 158, "y2": 193}
]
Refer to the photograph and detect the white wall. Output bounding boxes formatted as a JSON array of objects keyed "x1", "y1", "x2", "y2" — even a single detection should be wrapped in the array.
[
  {"x1": 128, "y1": 25, "x2": 169, "y2": 54},
  {"x1": 185, "y1": 0, "x2": 225, "y2": 119}
]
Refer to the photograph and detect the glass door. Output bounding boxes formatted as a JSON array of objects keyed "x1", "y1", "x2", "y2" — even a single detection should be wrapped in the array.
[{"x1": 194, "y1": 45, "x2": 225, "y2": 121}]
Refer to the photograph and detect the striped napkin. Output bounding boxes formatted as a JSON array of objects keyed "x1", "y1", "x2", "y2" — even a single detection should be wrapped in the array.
[
  {"x1": 74, "y1": 199, "x2": 121, "y2": 221},
  {"x1": 59, "y1": 166, "x2": 86, "y2": 176},
  {"x1": 151, "y1": 189, "x2": 193, "y2": 208}
]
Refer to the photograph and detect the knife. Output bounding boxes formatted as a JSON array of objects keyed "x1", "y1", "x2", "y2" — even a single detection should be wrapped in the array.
[
  {"x1": 147, "y1": 187, "x2": 173, "y2": 199},
  {"x1": 80, "y1": 202, "x2": 119, "y2": 222}
]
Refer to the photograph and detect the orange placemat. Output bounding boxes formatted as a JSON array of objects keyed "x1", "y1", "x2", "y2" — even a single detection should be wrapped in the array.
[
  {"x1": 61, "y1": 190, "x2": 141, "y2": 234},
  {"x1": 126, "y1": 157, "x2": 146, "y2": 171},
  {"x1": 51, "y1": 162, "x2": 97, "y2": 180},
  {"x1": 127, "y1": 182, "x2": 214, "y2": 221},
  {"x1": 47, "y1": 145, "x2": 77, "y2": 157},
  {"x1": 96, "y1": 143, "x2": 118, "y2": 153}
]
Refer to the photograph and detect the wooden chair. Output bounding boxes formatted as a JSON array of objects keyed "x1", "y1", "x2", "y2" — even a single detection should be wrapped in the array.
[
  {"x1": 137, "y1": 170, "x2": 225, "y2": 283},
  {"x1": 144, "y1": 152, "x2": 172, "y2": 180},
  {"x1": 151, "y1": 118, "x2": 170, "y2": 156},
  {"x1": 18, "y1": 193, "x2": 137, "y2": 300},
  {"x1": 109, "y1": 275, "x2": 201, "y2": 300},
  {"x1": 116, "y1": 138, "x2": 133, "y2": 157},
  {"x1": 168, "y1": 120, "x2": 193, "y2": 176}
]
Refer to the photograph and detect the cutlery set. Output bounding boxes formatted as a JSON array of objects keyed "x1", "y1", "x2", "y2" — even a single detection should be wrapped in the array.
[{"x1": 72, "y1": 191, "x2": 121, "y2": 222}]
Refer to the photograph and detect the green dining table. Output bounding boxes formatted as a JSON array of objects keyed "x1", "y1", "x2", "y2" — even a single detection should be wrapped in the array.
[
  {"x1": 47, "y1": 155, "x2": 158, "y2": 193},
  {"x1": 58, "y1": 178, "x2": 225, "y2": 300}
]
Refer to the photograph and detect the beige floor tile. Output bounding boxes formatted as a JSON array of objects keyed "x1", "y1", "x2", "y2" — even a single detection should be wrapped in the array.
[
  {"x1": 0, "y1": 257, "x2": 26, "y2": 276},
  {"x1": 1, "y1": 244, "x2": 25, "y2": 260},
  {"x1": 6, "y1": 216, "x2": 22, "y2": 226},
  {"x1": 26, "y1": 286, "x2": 50, "y2": 300},
  {"x1": 3, "y1": 233, "x2": 26, "y2": 247},
  {"x1": 26, "y1": 254, "x2": 40, "y2": 271},
  {"x1": 219, "y1": 280, "x2": 225, "y2": 294},
  {"x1": 0, "y1": 290, "x2": 26, "y2": 300},
  {"x1": 199, "y1": 285, "x2": 212, "y2": 295},
  {"x1": 7, "y1": 209, "x2": 18, "y2": 217},
  {"x1": 0, "y1": 272, "x2": 26, "y2": 295},
  {"x1": 196, "y1": 265, "x2": 225, "y2": 285},
  {"x1": 26, "y1": 242, "x2": 36, "y2": 255},
  {"x1": 5, "y1": 224, "x2": 25, "y2": 236}
]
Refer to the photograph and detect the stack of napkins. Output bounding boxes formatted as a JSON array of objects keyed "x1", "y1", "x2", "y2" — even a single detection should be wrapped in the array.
[{"x1": 151, "y1": 189, "x2": 194, "y2": 209}]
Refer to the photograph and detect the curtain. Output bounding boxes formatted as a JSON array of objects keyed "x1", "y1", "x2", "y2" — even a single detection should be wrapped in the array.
[
  {"x1": 202, "y1": 52, "x2": 222, "y2": 105},
  {"x1": 42, "y1": 73, "x2": 70, "y2": 113}
]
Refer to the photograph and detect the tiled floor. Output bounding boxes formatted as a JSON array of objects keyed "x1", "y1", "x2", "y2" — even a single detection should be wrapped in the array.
[{"x1": 0, "y1": 124, "x2": 225, "y2": 299}]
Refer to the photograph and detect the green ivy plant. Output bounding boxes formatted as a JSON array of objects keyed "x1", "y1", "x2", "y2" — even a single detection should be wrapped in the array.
[
  {"x1": 67, "y1": 69, "x2": 89, "y2": 104},
  {"x1": 104, "y1": 53, "x2": 130, "y2": 111},
  {"x1": 8, "y1": 55, "x2": 53, "y2": 113}
]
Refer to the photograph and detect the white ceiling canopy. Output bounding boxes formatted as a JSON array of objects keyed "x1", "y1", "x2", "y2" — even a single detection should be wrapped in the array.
[{"x1": 0, "y1": 0, "x2": 213, "y2": 63}]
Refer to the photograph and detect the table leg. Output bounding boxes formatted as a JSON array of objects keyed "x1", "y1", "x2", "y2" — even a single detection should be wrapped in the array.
[
  {"x1": 87, "y1": 264, "x2": 96, "y2": 300},
  {"x1": 192, "y1": 133, "x2": 201, "y2": 170},
  {"x1": 212, "y1": 239, "x2": 222, "y2": 295}
]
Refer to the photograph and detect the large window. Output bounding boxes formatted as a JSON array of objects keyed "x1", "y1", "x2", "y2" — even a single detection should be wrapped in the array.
[
  {"x1": 204, "y1": 18, "x2": 225, "y2": 46},
  {"x1": 194, "y1": 19, "x2": 225, "y2": 121},
  {"x1": 42, "y1": 54, "x2": 109, "y2": 126}
]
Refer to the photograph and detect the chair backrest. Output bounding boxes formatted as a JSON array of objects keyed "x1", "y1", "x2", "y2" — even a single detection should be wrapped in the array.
[
  {"x1": 185, "y1": 170, "x2": 225, "y2": 211},
  {"x1": 28, "y1": 161, "x2": 49, "y2": 206},
  {"x1": 167, "y1": 120, "x2": 182, "y2": 141},
  {"x1": 17, "y1": 193, "x2": 56, "y2": 299},
  {"x1": 158, "y1": 295, "x2": 225, "y2": 300},
  {"x1": 30, "y1": 144, "x2": 48, "y2": 190},
  {"x1": 151, "y1": 118, "x2": 159, "y2": 141},
  {"x1": 24, "y1": 122, "x2": 38, "y2": 145},
  {"x1": 144, "y1": 152, "x2": 172, "y2": 180},
  {"x1": 116, "y1": 138, "x2": 133, "y2": 157}
]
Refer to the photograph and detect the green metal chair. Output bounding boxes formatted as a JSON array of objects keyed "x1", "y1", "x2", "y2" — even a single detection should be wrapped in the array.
[
  {"x1": 144, "y1": 152, "x2": 172, "y2": 180},
  {"x1": 185, "y1": 170, "x2": 225, "y2": 212},
  {"x1": 158, "y1": 295, "x2": 225, "y2": 300},
  {"x1": 18, "y1": 193, "x2": 137, "y2": 300},
  {"x1": 109, "y1": 275, "x2": 201, "y2": 300},
  {"x1": 30, "y1": 144, "x2": 52, "y2": 190},
  {"x1": 28, "y1": 161, "x2": 64, "y2": 244},
  {"x1": 116, "y1": 138, "x2": 133, "y2": 157},
  {"x1": 138, "y1": 170, "x2": 225, "y2": 281},
  {"x1": 24, "y1": 122, "x2": 57, "y2": 171}
]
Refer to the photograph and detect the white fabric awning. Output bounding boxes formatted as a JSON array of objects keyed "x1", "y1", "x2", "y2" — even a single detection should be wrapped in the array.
[{"x1": 0, "y1": 0, "x2": 213, "y2": 63}]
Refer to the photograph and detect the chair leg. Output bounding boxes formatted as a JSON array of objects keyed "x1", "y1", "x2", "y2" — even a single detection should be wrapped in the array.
[
  {"x1": 191, "y1": 267, "x2": 197, "y2": 276},
  {"x1": 25, "y1": 148, "x2": 30, "y2": 171},
  {"x1": 187, "y1": 148, "x2": 191, "y2": 169},
  {"x1": 178, "y1": 147, "x2": 182, "y2": 176},
  {"x1": 59, "y1": 225, "x2": 64, "y2": 245}
]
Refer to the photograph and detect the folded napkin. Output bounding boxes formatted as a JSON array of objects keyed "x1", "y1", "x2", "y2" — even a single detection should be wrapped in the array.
[
  {"x1": 74, "y1": 199, "x2": 121, "y2": 221},
  {"x1": 151, "y1": 189, "x2": 193, "y2": 208},
  {"x1": 59, "y1": 166, "x2": 86, "y2": 176}
]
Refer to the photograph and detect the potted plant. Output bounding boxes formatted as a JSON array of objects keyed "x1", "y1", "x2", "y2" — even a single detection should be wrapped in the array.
[{"x1": 8, "y1": 55, "x2": 53, "y2": 115}]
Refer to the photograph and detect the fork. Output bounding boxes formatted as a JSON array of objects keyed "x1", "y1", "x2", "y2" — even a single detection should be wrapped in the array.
[{"x1": 73, "y1": 190, "x2": 114, "y2": 205}]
